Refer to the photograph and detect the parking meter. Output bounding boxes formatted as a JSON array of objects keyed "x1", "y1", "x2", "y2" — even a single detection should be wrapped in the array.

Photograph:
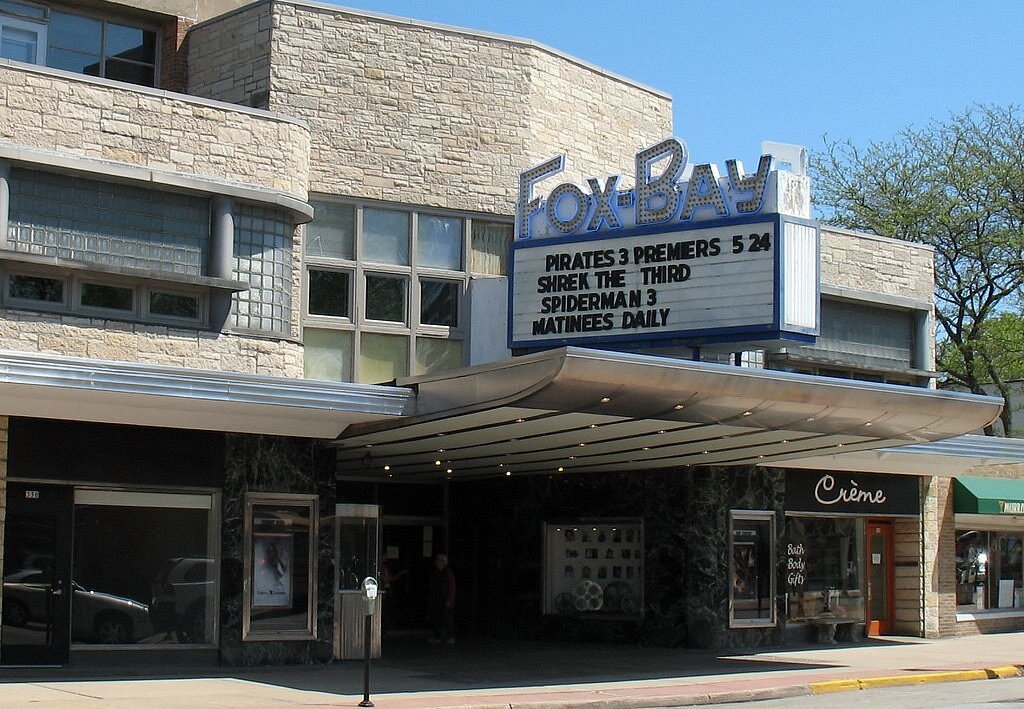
[{"x1": 362, "y1": 577, "x2": 378, "y2": 615}]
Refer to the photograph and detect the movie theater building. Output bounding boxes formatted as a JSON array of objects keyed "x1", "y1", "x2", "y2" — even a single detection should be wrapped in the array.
[{"x1": 0, "y1": 0, "x2": 1020, "y2": 670}]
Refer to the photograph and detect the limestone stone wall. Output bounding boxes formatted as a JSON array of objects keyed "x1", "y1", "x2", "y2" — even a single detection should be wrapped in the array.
[
  {"x1": 189, "y1": 1, "x2": 672, "y2": 216},
  {"x1": 0, "y1": 309, "x2": 304, "y2": 377},
  {"x1": 893, "y1": 510, "x2": 924, "y2": 636},
  {"x1": 820, "y1": 228, "x2": 934, "y2": 302},
  {"x1": 0, "y1": 62, "x2": 309, "y2": 199},
  {"x1": 187, "y1": 2, "x2": 272, "y2": 109}
]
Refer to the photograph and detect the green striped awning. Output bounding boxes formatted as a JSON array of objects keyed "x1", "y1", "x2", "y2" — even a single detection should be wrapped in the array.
[{"x1": 954, "y1": 476, "x2": 1024, "y2": 515}]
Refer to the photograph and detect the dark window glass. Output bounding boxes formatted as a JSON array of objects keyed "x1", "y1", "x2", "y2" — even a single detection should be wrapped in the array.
[
  {"x1": 308, "y1": 270, "x2": 350, "y2": 317},
  {"x1": 48, "y1": 12, "x2": 101, "y2": 54},
  {"x1": 9, "y1": 274, "x2": 63, "y2": 302},
  {"x1": 104, "y1": 59, "x2": 154, "y2": 87},
  {"x1": 81, "y1": 282, "x2": 132, "y2": 311},
  {"x1": 74, "y1": 502, "x2": 214, "y2": 645},
  {"x1": 105, "y1": 23, "x2": 154, "y2": 62},
  {"x1": 420, "y1": 280, "x2": 458, "y2": 326},
  {"x1": 365, "y1": 276, "x2": 405, "y2": 322},
  {"x1": 150, "y1": 292, "x2": 198, "y2": 319}
]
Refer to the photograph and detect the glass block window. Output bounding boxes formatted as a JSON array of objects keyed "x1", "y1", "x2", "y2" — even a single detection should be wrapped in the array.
[
  {"x1": 232, "y1": 203, "x2": 294, "y2": 335},
  {"x1": 8, "y1": 169, "x2": 209, "y2": 276}
]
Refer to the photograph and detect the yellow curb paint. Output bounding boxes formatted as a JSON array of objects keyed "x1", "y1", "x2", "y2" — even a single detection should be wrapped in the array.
[
  {"x1": 857, "y1": 670, "x2": 989, "y2": 689},
  {"x1": 810, "y1": 679, "x2": 861, "y2": 694},
  {"x1": 986, "y1": 666, "x2": 1022, "y2": 679},
  {"x1": 810, "y1": 668, "x2": 1009, "y2": 695}
]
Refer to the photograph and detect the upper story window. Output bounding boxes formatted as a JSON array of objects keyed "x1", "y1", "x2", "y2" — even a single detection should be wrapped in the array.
[
  {"x1": 303, "y1": 200, "x2": 509, "y2": 384},
  {"x1": 0, "y1": 1, "x2": 157, "y2": 87}
]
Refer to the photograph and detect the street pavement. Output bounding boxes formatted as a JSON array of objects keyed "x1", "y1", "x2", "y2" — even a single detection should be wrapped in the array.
[{"x1": 0, "y1": 632, "x2": 1022, "y2": 708}]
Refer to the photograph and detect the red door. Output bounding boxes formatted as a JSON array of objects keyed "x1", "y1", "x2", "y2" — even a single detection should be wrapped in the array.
[{"x1": 866, "y1": 519, "x2": 895, "y2": 636}]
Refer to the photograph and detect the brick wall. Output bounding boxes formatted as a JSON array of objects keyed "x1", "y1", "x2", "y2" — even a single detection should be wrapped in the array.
[
  {"x1": 160, "y1": 16, "x2": 194, "y2": 93},
  {"x1": 0, "y1": 416, "x2": 7, "y2": 626}
]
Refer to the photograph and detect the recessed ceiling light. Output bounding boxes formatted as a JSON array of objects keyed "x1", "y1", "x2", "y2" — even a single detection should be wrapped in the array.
[
  {"x1": 579, "y1": 443, "x2": 586, "y2": 447},
  {"x1": 865, "y1": 422, "x2": 873, "y2": 427},
  {"x1": 742, "y1": 411, "x2": 752, "y2": 417},
  {"x1": 383, "y1": 465, "x2": 391, "y2": 471},
  {"x1": 434, "y1": 460, "x2": 441, "y2": 466},
  {"x1": 588, "y1": 424, "x2": 598, "y2": 429},
  {"x1": 642, "y1": 447, "x2": 650, "y2": 451},
  {"x1": 600, "y1": 397, "x2": 612, "y2": 403},
  {"x1": 515, "y1": 418, "x2": 525, "y2": 423},
  {"x1": 658, "y1": 430, "x2": 667, "y2": 434},
  {"x1": 674, "y1": 404, "x2": 685, "y2": 410},
  {"x1": 505, "y1": 471, "x2": 512, "y2": 477},
  {"x1": 557, "y1": 467, "x2": 564, "y2": 472},
  {"x1": 446, "y1": 468, "x2": 452, "y2": 474}
]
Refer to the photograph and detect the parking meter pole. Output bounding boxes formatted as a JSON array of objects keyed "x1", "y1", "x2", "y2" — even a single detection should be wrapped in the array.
[
  {"x1": 359, "y1": 577, "x2": 378, "y2": 708},
  {"x1": 359, "y1": 612, "x2": 372, "y2": 707}
]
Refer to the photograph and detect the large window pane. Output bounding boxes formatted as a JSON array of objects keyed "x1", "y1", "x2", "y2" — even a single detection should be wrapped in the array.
[
  {"x1": 363, "y1": 208, "x2": 409, "y2": 265},
  {"x1": 47, "y1": 46, "x2": 101, "y2": 75},
  {"x1": 308, "y1": 269, "x2": 350, "y2": 318},
  {"x1": 304, "y1": 327, "x2": 353, "y2": 382},
  {"x1": 104, "y1": 59, "x2": 154, "y2": 87},
  {"x1": 48, "y1": 12, "x2": 102, "y2": 54},
  {"x1": 420, "y1": 280, "x2": 458, "y2": 326},
  {"x1": 365, "y1": 275, "x2": 406, "y2": 322},
  {"x1": 150, "y1": 291, "x2": 199, "y2": 319},
  {"x1": 359, "y1": 332, "x2": 408, "y2": 383},
  {"x1": 785, "y1": 517, "x2": 864, "y2": 621},
  {"x1": 729, "y1": 511, "x2": 775, "y2": 627},
  {"x1": 73, "y1": 492, "x2": 216, "y2": 645},
  {"x1": 105, "y1": 23, "x2": 154, "y2": 63},
  {"x1": 306, "y1": 203, "x2": 354, "y2": 259},
  {"x1": 415, "y1": 338, "x2": 462, "y2": 375},
  {"x1": 417, "y1": 215, "x2": 462, "y2": 270}
]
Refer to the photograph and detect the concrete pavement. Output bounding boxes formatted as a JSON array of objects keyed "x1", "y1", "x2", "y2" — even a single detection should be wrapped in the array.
[{"x1": 0, "y1": 632, "x2": 1022, "y2": 708}]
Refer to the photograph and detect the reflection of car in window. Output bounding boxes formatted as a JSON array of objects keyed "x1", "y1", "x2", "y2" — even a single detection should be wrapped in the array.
[
  {"x1": 150, "y1": 558, "x2": 213, "y2": 643},
  {"x1": 3, "y1": 569, "x2": 152, "y2": 643}
]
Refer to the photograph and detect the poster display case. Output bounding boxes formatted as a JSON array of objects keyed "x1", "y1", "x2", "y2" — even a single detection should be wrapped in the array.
[
  {"x1": 543, "y1": 520, "x2": 643, "y2": 618},
  {"x1": 243, "y1": 493, "x2": 318, "y2": 640}
]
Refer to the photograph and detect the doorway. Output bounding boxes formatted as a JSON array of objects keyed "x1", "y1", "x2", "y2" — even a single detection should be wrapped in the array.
[
  {"x1": 381, "y1": 518, "x2": 445, "y2": 636},
  {"x1": 1, "y1": 483, "x2": 73, "y2": 665},
  {"x1": 866, "y1": 519, "x2": 894, "y2": 636}
]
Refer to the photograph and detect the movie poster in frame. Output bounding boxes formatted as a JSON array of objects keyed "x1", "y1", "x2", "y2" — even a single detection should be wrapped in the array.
[{"x1": 253, "y1": 532, "x2": 293, "y2": 608}]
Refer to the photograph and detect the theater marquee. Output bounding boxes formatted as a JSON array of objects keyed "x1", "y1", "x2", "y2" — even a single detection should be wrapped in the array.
[{"x1": 509, "y1": 138, "x2": 820, "y2": 351}]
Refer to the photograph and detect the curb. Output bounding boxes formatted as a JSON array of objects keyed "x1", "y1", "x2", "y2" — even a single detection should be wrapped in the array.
[{"x1": 809, "y1": 665, "x2": 1023, "y2": 696}]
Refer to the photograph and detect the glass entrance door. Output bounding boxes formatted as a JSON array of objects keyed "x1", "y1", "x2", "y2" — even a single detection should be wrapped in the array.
[
  {"x1": 866, "y1": 519, "x2": 894, "y2": 636},
  {"x1": 2, "y1": 483, "x2": 73, "y2": 665}
]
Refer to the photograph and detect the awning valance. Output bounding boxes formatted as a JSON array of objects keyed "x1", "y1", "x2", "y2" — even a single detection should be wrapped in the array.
[{"x1": 954, "y1": 476, "x2": 1024, "y2": 515}]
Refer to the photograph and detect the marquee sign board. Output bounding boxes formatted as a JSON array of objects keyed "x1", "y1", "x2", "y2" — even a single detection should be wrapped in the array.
[{"x1": 509, "y1": 138, "x2": 820, "y2": 351}]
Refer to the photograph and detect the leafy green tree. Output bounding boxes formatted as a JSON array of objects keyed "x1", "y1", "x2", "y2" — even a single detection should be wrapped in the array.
[{"x1": 813, "y1": 105, "x2": 1024, "y2": 435}]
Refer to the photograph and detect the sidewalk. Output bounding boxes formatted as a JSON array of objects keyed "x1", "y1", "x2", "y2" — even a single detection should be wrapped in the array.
[{"x1": 0, "y1": 632, "x2": 1022, "y2": 708}]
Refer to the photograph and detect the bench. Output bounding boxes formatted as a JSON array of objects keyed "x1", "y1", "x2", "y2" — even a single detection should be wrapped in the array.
[{"x1": 806, "y1": 617, "x2": 863, "y2": 644}]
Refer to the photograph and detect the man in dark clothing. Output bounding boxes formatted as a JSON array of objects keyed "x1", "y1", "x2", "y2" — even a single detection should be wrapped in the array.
[{"x1": 428, "y1": 553, "x2": 456, "y2": 644}]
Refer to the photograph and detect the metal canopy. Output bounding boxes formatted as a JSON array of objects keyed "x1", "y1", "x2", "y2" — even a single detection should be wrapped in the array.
[
  {"x1": 335, "y1": 347, "x2": 1003, "y2": 480},
  {"x1": 333, "y1": 346, "x2": 999, "y2": 479},
  {"x1": 0, "y1": 349, "x2": 412, "y2": 438}
]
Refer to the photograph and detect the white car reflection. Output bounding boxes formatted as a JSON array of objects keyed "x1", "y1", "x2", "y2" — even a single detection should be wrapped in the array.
[{"x1": 2, "y1": 569, "x2": 152, "y2": 643}]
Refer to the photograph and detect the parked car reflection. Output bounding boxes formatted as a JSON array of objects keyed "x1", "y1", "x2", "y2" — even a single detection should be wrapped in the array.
[
  {"x1": 151, "y1": 557, "x2": 213, "y2": 644},
  {"x1": 3, "y1": 569, "x2": 152, "y2": 643}
]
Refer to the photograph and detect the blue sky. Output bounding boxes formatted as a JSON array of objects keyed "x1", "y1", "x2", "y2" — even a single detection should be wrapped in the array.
[{"x1": 329, "y1": 1, "x2": 1024, "y2": 167}]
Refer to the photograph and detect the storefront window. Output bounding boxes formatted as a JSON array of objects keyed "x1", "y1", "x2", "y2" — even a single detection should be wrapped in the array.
[
  {"x1": 956, "y1": 530, "x2": 1024, "y2": 610},
  {"x1": 784, "y1": 517, "x2": 864, "y2": 622},
  {"x1": 72, "y1": 490, "x2": 218, "y2": 646},
  {"x1": 542, "y1": 520, "x2": 643, "y2": 618},
  {"x1": 729, "y1": 511, "x2": 776, "y2": 627},
  {"x1": 243, "y1": 494, "x2": 318, "y2": 640}
]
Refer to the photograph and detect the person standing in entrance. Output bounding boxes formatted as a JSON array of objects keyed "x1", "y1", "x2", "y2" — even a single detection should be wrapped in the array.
[{"x1": 428, "y1": 553, "x2": 456, "y2": 644}]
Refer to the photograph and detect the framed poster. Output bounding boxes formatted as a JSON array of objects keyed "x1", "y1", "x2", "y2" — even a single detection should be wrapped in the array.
[{"x1": 253, "y1": 532, "x2": 293, "y2": 608}]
